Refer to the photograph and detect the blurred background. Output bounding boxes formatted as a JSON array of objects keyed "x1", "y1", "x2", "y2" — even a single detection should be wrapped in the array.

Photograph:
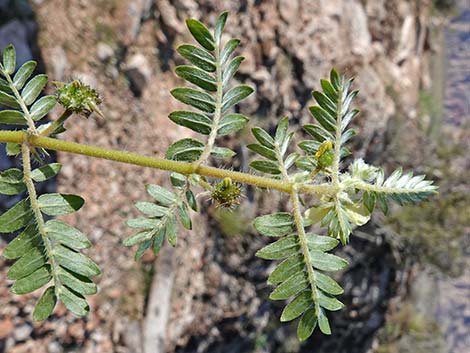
[{"x1": 0, "y1": 0, "x2": 468, "y2": 352}]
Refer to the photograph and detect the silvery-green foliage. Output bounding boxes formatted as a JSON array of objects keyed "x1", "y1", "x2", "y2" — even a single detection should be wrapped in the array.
[
  {"x1": 124, "y1": 12, "x2": 254, "y2": 257},
  {"x1": 252, "y1": 70, "x2": 436, "y2": 339},
  {"x1": 0, "y1": 45, "x2": 99, "y2": 320},
  {"x1": 0, "y1": 11, "x2": 437, "y2": 340}
]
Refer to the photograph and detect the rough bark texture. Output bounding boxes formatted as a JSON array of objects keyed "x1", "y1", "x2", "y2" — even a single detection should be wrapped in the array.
[{"x1": 0, "y1": 1, "x2": 444, "y2": 352}]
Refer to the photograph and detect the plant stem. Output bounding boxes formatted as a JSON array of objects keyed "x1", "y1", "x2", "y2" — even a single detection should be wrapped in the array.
[
  {"x1": 40, "y1": 109, "x2": 73, "y2": 137},
  {"x1": 0, "y1": 131, "x2": 338, "y2": 196},
  {"x1": 290, "y1": 187, "x2": 320, "y2": 316},
  {"x1": 331, "y1": 83, "x2": 343, "y2": 187},
  {"x1": 3, "y1": 71, "x2": 38, "y2": 134},
  {"x1": 195, "y1": 42, "x2": 223, "y2": 166},
  {"x1": 21, "y1": 141, "x2": 60, "y2": 295}
]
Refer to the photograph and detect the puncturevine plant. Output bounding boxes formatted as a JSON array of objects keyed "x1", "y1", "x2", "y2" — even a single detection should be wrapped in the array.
[{"x1": 0, "y1": 12, "x2": 437, "y2": 341}]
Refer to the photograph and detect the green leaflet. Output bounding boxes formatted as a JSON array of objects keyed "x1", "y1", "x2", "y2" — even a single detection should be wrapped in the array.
[
  {"x1": 171, "y1": 88, "x2": 215, "y2": 113},
  {"x1": 10, "y1": 265, "x2": 52, "y2": 294},
  {"x1": 166, "y1": 214, "x2": 177, "y2": 246},
  {"x1": 177, "y1": 202, "x2": 192, "y2": 230},
  {"x1": 169, "y1": 111, "x2": 212, "y2": 135},
  {"x1": 269, "y1": 271, "x2": 309, "y2": 300},
  {"x1": 275, "y1": 117, "x2": 289, "y2": 146},
  {"x1": 255, "y1": 235, "x2": 299, "y2": 260},
  {"x1": 211, "y1": 146, "x2": 236, "y2": 159},
  {"x1": 175, "y1": 66, "x2": 217, "y2": 92},
  {"x1": 134, "y1": 239, "x2": 152, "y2": 260},
  {"x1": 280, "y1": 290, "x2": 313, "y2": 322},
  {"x1": 22, "y1": 74, "x2": 48, "y2": 106},
  {"x1": 0, "y1": 110, "x2": 26, "y2": 125},
  {"x1": 308, "y1": 106, "x2": 335, "y2": 132},
  {"x1": 177, "y1": 44, "x2": 216, "y2": 72},
  {"x1": 221, "y1": 85, "x2": 253, "y2": 112},
  {"x1": 13, "y1": 60, "x2": 36, "y2": 90},
  {"x1": 309, "y1": 250, "x2": 349, "y2": 272},
  {"x1": 214, "y1": 11, "x2": 228, "y2": 45},
  {"x1": 59, "y1": 285, "x2": 90, "y2": 317},
  {"x1": 166, "y1": 138, "x2": 204, "y2": 162},
  {"x1": 33, "y1": 286, "x2": 57, "y2": 321},
  {"x1": 303, "y1": 123, "x2": 333, "y2": 142},
  {"x1": 2, "y1": 44, "x2": 16, "y2": 74},
  {"x1": 305, "y1": 206, "x2": 331, "y2": 224},
  {"x1": 297, "y1": 308, "x2": 318, "y2": 341},
  {"x1": 253, "y1": 212, "x2": 295, "y2": 237},
  {"x1": 44, "y1": 220, "x2": 91, "y2": 250},
  {"x1": 250, "y1": 160, "x2": 281, "y2": 175},
  {"x1": 267, "y1": 253, "x2": 304, "y2": 285},
  {"x1": 31, "y1": 163, "x2": 62, "y2": 182},
  {"x1": 318, "y1": 308, "x2": 331, "y2": 335},
  {"x1": 123, "y1": 230, "x2": 154, "y2": 247},
  {"x1": 146, "y1": 184, "x2": 177, "y2": 206},
  {"x1": 57, "y1": 267, "x2": 97, "y2": 296},
  {"x1": 53, "y1": 244, "x2": 101, "y2": 278},
  {"x1": 30, "y1": 95, "x2": 56, "y2": 121},
  {"x1": 305, "y1": 233, "x2": 339, "y2": 252},
  {"x1": 152, "y1": 228, "x2": 166, "y2": 255},
  {"x1": 247, "y1": 143, "x2": 277, "y2": 161},
  {"x1": 186, "y1": 190, "x2": 198, "y2": 211},
  {"x1": 6, "y1": 142, "x2": 21, "y2": 156},
  {"x1": 314, "y1": 271, "x2": 344, "y2": 295},
  {"x1": 220, "y1": 38, "x2": 240, "y2": 65},
  {"x1": 222, "y1": 56, "x2": 244, "y2": 88},
  {"x1": 252, "y1": 127, "x2": 275, "y2": 149},
  {"x1": 218, "y1": 114, "x2": 249, "y2": 135},
  {"x1": 0, "y1": 90, "x2": 20, "y2": 108},
  {"x1": 7, "y1": 246, "x2": 46, "y2": 280},
  {"x1": 3, "y1": 224, "x2": 40, "y2": 259},
  {"x1": 186, "y1": 18, "x2": 215, "y2": 51},
  {"x1": 38, "y1": 193, "x2": 84, "y2": 216},
  {"x1": 135, "y1": 201, "x2": 168, "y2": 217},
  {"x1": 127, "y1": 217, "x2": 161, "y2": 229},
  {"x1": 318, "y1": 290, "x2": 344, "y2": 311},
  {"x1": 0, "y1": 198, "x2": 34, "y2": 233},
  {"x1": 0, "y1": 168, "x2": 26, "y2": 195}
]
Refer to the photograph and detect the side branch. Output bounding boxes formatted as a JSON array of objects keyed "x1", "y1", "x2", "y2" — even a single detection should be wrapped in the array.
[{"x1": 0, "y1": 131, "x2": 337, "y2": 195}]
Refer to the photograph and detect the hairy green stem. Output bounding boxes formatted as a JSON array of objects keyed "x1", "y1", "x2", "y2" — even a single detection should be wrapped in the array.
[
  {"x1": 331, "y1": 84, "x2": 343, "y2": 187},
  {"x1": 21, "y1": 142, "x2": 60, "y2": 295},
  {"x1": 0, "y1": 131, "x2": 337, "y2": 195},
  {"x1": 290, "y1": 187, "x2": 320, "y2": 316},
  {"x1": 3, "y1": 71, "x2": 38, "y2": 134},
  {"x1": 277, "y1": 142, "x2": 320, "y2": 316},
  {"x1": 40, "y1": 109, "x2": 73, "y2": 137},
  {"x1": 195, "y1": 42, "x2": 223, "y2": 166}
]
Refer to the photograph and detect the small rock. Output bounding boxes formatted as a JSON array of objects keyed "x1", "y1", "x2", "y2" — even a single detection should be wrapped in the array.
[
  {"x1": 124, "y1": 53, "x2": 151, "y2": 97},
  {"x1": 97, "y1": 42, "x2": 114, "y2": 62},
  {"x1": 13, "y1": 324, "x2": 33, "y2": 342},
  {"x1": 0, "y1": 318, "x2": 14, "y2": 339},
  {"x1": 344, "y1": 0, "x2": 371, "y2": 57}
]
